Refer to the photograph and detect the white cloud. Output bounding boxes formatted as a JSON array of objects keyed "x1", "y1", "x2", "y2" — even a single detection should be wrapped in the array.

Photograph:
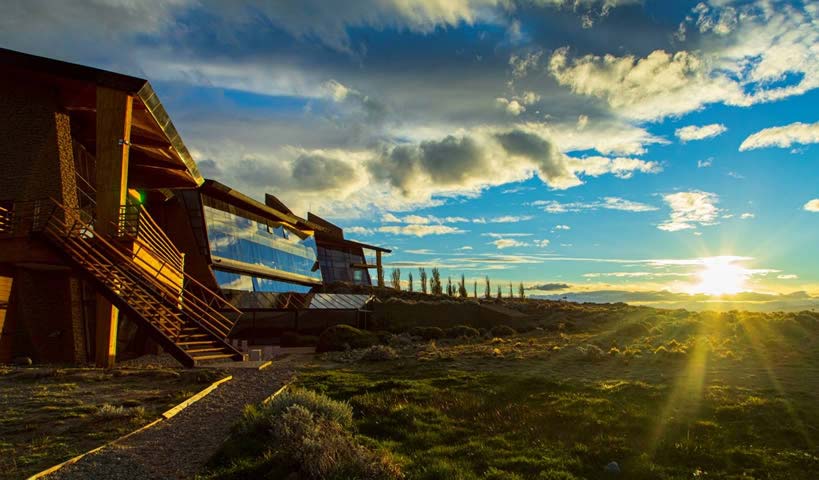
[
  {"x1": 484, "y1": 215, "x2": 533, "y2": 223},
  {"x1": 509, "y1": 50, "x2": 542, "y2": 79},
  {"x1": 697, "y1": 157, "x2": 713, "y2": 168},
  {"x1": 401, "y1": 214, "x2": 432, "y2": 224},
  {"x1": 740, "y1": 212, "x2": 755, "y2": 219},
  {"x1": 457, "y1": 246, "x2": 473, "y2": 251},
  {"x1": 570, "y1": 156, "x2": 662, "y2": 179},
  {"x1": 496, "y1": 97, "x2": 526, "y2": 116},
  {"x1": 804, "y1": 199, "x2": 819, "y2": 212},
  {"x1": 378, "y1": 224, "x2": 466, "y2": 237},
  {"x1": 576, "y1": 115, "x2": 589, "y2": 130},
  {"x1": 534, "y1": 239, "x2": 551, "y2": 247},
  {"x1": 520, "y1": 91, "x2": 541, "y2": 105},
  {"x1": 492, "y1": 238, "x2": 528, "y2": 249},
  {"x1": 323, "y1": 79, "x2": 350, "y2": 102},
  {"x1": 482, "y1": 232, "x2": 533, "y2": 238},
  {"x1": 535, "y1": 197, "x2": 658, "y2": 213},
  {"x1": 554, "y1": 224, "x2": 571, "y2": 230},
  {"x1": 675, "y1": 123, "x2": 727, "y2": 142},
  {"x1": 658, "y1": 191, "x2": 721, "y2": 232},
  {"x1": 739, "y1": 121, "x2": 819, "y2": 151},
  {"x1": 382, "y1": 213, "x2": 401, "y2": 222},
  {"x1": 777, "y1": 274, "x2": 798, "y2": 280},
  {"x1": 549, "y1": 47, "x2": 741, "y2": 121},
  {"x1": 345, "y1": 226, "x2": 374, "y2": 235},
  {"x1": 227, "y1": 0, "x2": 506, "y2": 53},
  {"x1": 549, "y1": 2, "x2": 819, "y2": 121}
]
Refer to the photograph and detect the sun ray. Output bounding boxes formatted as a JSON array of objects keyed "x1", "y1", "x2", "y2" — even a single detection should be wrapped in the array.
[
  {"x1": 648, "y1": 323, "x2": 710, "y2": 454},
  {"x1": 738, "y1": 318, "x2": 813, "y2": 449}
]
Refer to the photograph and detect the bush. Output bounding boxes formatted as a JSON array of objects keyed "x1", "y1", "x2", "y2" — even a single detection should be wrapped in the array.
[
  {"x1": 446, "y1": 325, "x2": 480, "y2": 338},
  {"x1": 409, "y1": 326, "x2": 446, "y2": 340},
  {"x1": 265, "y1": 387, "x2": 354, "y2": 428},
  {"x1": 490, "y1": 325, "x2": 516, "y2": 337},
  {"x1": 94, "y1": 403, "x2": 145, "y2": 420},
  {"x1": 375, "y1": 330, "x2": 394, "y2": 343},
  {"x1": 234, "y1": 388, "x2": 402, "y2": 480},
  {"x1": 280, "y1": 331, "x2": 319, "y2": 347},
  {"x1": 317, "y1": 325, "x2": 379, "y2": 353},
  {"x1": 576, "y1": 344, "x2": 605, "y2": 361},
  {"x1": 361, "y1": 345, "x2": 399, "y2": 361}
]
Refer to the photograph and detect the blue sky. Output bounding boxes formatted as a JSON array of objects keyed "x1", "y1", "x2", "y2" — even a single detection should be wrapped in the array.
[{"x1": 2, "y1": 0, "x2": 817, "y2": 308}]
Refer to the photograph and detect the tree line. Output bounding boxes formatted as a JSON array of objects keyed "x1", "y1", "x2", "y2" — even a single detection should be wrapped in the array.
[{"x1": 389, "y1": 267, "x2": 526, "y2": 300}]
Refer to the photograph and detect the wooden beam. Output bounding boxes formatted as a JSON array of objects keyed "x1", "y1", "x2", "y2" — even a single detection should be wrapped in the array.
[
  {"x1": 94, "y1": 86, "x2": 133, "y2": 368},
  {"x1": 95, "y1": 87, "x2": 132, "y2": 236},
  {"x1": 376, "y1": 250, "x2": 384, "y2": 287}
]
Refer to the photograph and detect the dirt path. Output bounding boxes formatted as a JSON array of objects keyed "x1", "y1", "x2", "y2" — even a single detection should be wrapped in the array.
[{"x1": 45, "y1": 355, "x2": 310, "y2": 480}]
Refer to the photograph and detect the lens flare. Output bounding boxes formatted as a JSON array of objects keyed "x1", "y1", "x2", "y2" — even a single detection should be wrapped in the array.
[{"x1": 691, "y1": 259, "x2": 747, "y2": 296}]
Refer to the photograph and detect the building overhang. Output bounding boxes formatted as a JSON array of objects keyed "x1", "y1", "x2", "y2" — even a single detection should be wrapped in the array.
[
  {"x1": 0, "y1": 47, "x2": 202, "y2": 189},
  {"x1": 316, "y1": 236, "x2": 392, "y2": 254},
  {"x1": 211, "y1": 256, "x2": 322, "y2": 287}
]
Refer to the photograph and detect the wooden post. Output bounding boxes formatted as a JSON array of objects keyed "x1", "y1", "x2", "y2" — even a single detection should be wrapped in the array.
[
  {"x1": 94, "y1": 87, "x2": 133, "y2": 368},
  {"x1": 376, "y1": 250, "x2": 384, "y2": 287}
]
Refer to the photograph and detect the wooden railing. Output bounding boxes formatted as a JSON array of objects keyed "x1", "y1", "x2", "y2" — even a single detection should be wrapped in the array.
[
  {"x1": 0, "y1": 205, "x2": 11, "y2": 235},
  {"x1": 4, "y1": 197, "x2": 241, "y2": 340},
  {"x1": 119, "y1": 204, "x2": 184, "y2": 272}
]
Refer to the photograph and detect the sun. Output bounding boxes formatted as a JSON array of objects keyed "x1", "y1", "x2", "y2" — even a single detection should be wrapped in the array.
[{"x1": 692, "y1": 260, "x2": 747, "y2": 296}]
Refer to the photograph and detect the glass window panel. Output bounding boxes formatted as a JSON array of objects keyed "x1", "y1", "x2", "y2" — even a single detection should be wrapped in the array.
[{"x1": 204, "y1": 206, "x2": 322, "y2": 283}]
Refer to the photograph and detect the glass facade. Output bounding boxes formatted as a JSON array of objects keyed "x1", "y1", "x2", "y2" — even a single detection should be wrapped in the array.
[
  {"x1": 213, "y1": 270, "x2": 312, "y2": 294},
  {"x1": 316, "y1": 245, "x2": 371, "y2": 286},
  {"x1": 204, "y1": 206, "x2": 322, "y2": 293}
]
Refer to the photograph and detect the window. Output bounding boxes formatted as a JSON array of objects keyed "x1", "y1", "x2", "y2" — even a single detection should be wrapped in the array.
[{"x1": 204, "y1": 206, "x2": 322, "y2": 286}]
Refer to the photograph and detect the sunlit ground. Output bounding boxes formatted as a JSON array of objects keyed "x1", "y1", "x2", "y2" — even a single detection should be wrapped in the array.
[{"x1": 293, "y1": 307, "x2": 819, "y2": 479}]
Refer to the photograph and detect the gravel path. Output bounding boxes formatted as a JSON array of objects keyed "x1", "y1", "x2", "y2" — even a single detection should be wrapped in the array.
[{"x1": 46, "y1": 355, "x2": 309, "y2": 480}]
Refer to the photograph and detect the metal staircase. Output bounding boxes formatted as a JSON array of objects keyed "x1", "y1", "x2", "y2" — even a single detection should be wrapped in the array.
[{"x1": 5, "y1": 198, "x2": 243, "y2": 367}]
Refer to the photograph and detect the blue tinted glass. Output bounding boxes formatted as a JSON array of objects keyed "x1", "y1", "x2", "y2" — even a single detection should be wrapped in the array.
[
  {"x1": 204, "y1": 206, "x2": 322, "y2": 283},
  {"x1": 214, "y1": 270, "x2": 311, "y2": 293},
  {"x1": 316, "y1": 245, "x2": 371, "y2": 285}
]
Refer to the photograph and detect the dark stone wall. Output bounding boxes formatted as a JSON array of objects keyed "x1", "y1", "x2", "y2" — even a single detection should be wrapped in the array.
[
  {"x1": 0, "y1": 79, "x2": 86, "y2": 364},
  {"x1": 6, "y1": 267, "x2": 86, "y2": 363},
  {"x1": 0, "y1": 79, "x2": 79, "y2": 208}
]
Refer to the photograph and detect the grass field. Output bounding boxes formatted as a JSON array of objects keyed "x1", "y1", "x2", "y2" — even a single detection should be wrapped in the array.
[
  {"x1": 0, "y1": 366, "x2": 222, "y2": 480},
  {"x1": 213, "y1": 304, "x2": 819, "y2": 479}
]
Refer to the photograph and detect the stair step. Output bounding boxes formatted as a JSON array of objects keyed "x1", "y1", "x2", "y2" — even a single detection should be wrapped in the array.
[
  {"x1": 190, "y1": 353, "x2": 234, "y2": 361},
  {"x1": 178, "y1": 333, "x2": 209, "y2": 339},
  {"x1": 185, "y1": 347, "x2": 225, "y2": 354},
  {"x1": 177, "y1": 340, "x2": 217, "y2": 346}
]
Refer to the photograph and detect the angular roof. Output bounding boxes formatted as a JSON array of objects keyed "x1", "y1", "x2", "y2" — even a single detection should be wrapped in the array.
[
  {"x1": 0, "y1": 47, "x2": 202, "y2": 189},
  {"x1": 308, "y1": 212, "x2": 392, "y2": 253}
]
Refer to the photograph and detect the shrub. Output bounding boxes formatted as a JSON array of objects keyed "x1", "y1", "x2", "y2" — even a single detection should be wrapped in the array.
[
  {"x1": 317, "y1": 325, "x2": 379, "y2": 353},
  {"x1": 265, "y1": 387, "x2": 354, "y2": 428},
  {"x1": 409, "y1": 326, "x2": 446, "y2": 340},
  {"x1": 280, "y1": 331, "x2": 319, "y2": 347},
  {"x1": 490, "y1": 325, "x2": 516, "y2": 337},
  {"x1": 361, "y1": 345, "x2": 399, "y2": 361},
  {"x1": 446, "y1": 325, "x2": 480, "y2": 338},
  {"x1": 375, "y1": 330, "x2": 394, "y2": 343},
  {"x1": 234, "y1": 388, "x2": 402, "y2": 480},
  {"x1": 272, "y1": 405, "x2": 402, "y2": 480},
  {"x1": 576, "y1": 344, "x2": 605, "y2": 361},
  {"x1": 94, "y1": 403, "x2": 145, "y2": 420}
]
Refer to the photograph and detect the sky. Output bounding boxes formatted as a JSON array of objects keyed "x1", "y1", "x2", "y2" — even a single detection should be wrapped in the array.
[{"x1": 2, "y1": 0, "x2": 817, "y2": 310}]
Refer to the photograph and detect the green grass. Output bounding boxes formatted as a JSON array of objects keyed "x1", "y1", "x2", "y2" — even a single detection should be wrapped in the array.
[
  {"x1": 0, "y1": 366, "x2": 222, "y2": 480},
  {"x1": 292, "y1": 308, "x2": 819, "y2": 479}
]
